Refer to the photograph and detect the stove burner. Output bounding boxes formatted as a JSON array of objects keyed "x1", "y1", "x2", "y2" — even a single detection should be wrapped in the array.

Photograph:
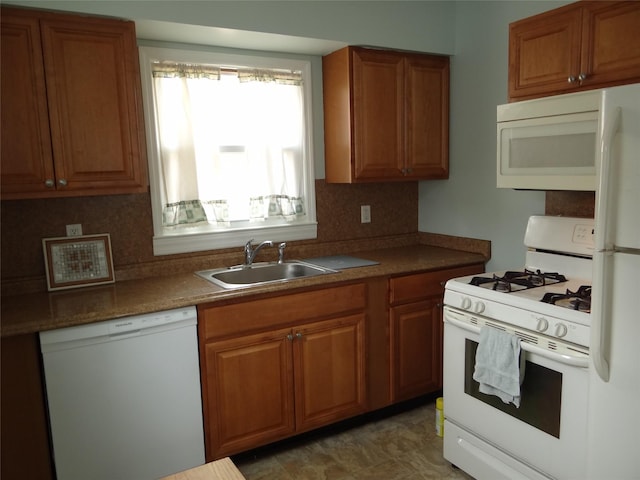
[
  {"x1": 541, "y1": 286, "x2": 592, "y2": 312},
  {"x1": 470, "y1": 269, "x2": 568, "y2": 292}
]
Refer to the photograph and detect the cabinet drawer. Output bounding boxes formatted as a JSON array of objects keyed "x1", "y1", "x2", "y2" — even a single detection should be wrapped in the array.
[
  {"x1": 200, "y1": 283, "x2": 366, "y2": 341},
  {"x1": 390, "y1": 264, "x2": 483, "y2": 304}
]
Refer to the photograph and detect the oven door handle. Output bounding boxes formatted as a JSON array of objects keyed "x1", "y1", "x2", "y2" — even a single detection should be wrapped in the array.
[{"x1": 444, "y1": 315, "x2": 589, "y2": 368}]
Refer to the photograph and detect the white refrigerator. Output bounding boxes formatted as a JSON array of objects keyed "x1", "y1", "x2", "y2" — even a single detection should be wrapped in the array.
[{"x1": 588, "y1": 83, "x2": 640, "y2": 479}]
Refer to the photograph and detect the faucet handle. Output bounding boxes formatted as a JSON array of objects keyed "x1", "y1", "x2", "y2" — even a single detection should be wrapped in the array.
[
  {"x1": 278, "y1": 242, "x2": 287, "y2": 263},
  {"x1": 244, "y1": 239, "x2": 254, "y2": 264}
]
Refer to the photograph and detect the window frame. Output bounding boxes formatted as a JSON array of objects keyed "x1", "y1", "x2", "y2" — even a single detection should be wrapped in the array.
[{"x1": 138, "y1": 45, "x2": 317, "y2": 256}]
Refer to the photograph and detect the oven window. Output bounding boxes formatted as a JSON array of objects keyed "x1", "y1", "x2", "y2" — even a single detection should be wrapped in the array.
[{"x1": 464, "y1": 339, "x2": 562, "y2": 438}]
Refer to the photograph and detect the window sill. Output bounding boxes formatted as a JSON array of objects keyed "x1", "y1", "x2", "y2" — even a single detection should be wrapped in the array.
[{"x1": 153, "y1": 222, "x2": 317, "y2": 256}]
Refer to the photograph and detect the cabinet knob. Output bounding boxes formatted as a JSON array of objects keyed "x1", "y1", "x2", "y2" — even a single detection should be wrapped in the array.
[
  {"x1": 58, "y1": 178, "x2": 68, "y2": 187},
  {"x1": 567, "y1": 75, "x2": 576, "y2": 83},
  {"x1": 45, "y1": 179, "x2": 55, "y2": 188},
  {"x1": 296, "y1": 332, "x2": 303, "y2": 339},
  {"x1": 578, "y1": 73, "x2": 587, "y2": 81},
  {"x1": 286, "y1": 334, "x2": 294, "y2": 341}
]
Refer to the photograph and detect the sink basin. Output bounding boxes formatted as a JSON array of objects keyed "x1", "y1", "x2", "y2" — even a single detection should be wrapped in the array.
[{"x1": 196, "y1": 261, "x2": 338, "y2": 289}]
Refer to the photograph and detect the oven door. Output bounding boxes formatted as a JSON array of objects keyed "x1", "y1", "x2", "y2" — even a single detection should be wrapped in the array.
[{"x1": 443, "y1": 307, "x2": 589, "y2": 480}]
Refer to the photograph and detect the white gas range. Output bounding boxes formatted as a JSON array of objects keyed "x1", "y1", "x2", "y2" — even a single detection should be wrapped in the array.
[{"x1": 442, "y1": 216, "x2": 595, "y2": 480}]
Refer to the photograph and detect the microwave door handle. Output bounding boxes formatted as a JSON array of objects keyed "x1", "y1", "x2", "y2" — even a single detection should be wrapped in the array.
[{"x1": 595, "y1": 105, "x2": 621, "y2": 252}]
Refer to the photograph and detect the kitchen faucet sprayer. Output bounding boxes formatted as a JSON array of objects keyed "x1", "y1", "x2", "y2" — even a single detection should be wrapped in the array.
[{"x1": 244, "y1": 239, "x2": 274, "y2": 266}]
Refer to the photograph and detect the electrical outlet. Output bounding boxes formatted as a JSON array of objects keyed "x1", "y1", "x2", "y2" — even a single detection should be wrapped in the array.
[
  {"x1": 573, "y1": 224, "x2": 594, "y2": 245},
  {"x1": 66, "y1": 224, "x2": 83, "y2": 237},
  {"x1": 360, "y1": 205, "x2": 371, "y2": 224}
]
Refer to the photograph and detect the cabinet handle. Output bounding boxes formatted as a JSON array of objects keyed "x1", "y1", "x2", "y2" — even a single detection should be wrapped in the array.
[
  {"x1": 286, "y1": 334, "x2": 294, "y2": 341},
  {"x1": 45, "y1": 179, "x2": 55, "y2": 188},
  {"x1": 567, "y1": 75, "x2": 577, "y2": 83},
  {"x1": 578, "y1": 73, "x2": 587, "y2": 82},
  {"x1": 58, "y1": 178, "x2": 68, "y2": 187},
  {"x1": 296, "y1": 332, "x2": 303, "y2": 340}
]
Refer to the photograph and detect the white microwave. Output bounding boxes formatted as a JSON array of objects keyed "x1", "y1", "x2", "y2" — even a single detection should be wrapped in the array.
[{"x1": 497, "y1": 90, "x2": 600, "y2": 191}]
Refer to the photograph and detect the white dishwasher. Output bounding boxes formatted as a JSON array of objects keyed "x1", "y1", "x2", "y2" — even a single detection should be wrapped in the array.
[{"x1": 40, "y1": 306, "x2": 205, "y2": 480}]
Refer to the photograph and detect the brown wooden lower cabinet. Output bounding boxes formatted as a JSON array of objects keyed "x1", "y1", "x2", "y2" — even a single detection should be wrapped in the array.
[
  {"x1": 204, "y1": 327, "x2": 296, "y2": 457},
  {"x1": 388, "y1": 264, "x2": 484, "y2": 403},
  {"x1": 1, "y1": 334, "x2": 54, "y2": 480},
  {"x1": 293, "y1": 315, "x2": 366, "y2": 433},
  {"x1": 198, "y1": 283, "x2": 367, "y2": 461},
  {"x1": 199, "y1": 265, "x2": 485, "y2": 459},
  {"x1": 390, "y1": 299, "x2": 442, "y2": 401}
]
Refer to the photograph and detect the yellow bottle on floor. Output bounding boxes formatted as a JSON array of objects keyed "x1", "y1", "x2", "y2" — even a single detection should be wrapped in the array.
[{"x1": 436, "y1": 397, "x2": 444, "y2": 437}]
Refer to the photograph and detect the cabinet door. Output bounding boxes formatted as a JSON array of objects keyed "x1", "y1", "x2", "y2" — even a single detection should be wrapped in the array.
[
  {"x1": 580, "y1": 2, "x2": 640, "y2": 88},
  {"x1": 405, "y1": 55, "x2": 449, "y2": 179},
  {"x1": 1, "y1": 335, "x2": 54, "y2": 480},
  {"x1": 509, "y1": 6, "x2": 583, "y2": 100},
  {"x1": 390, "y1": 299, "x2": 441, "y2": 402},
  {"x1": 509, "y1": 1, "x2": 640, "y2": 101},
  {"x1": 203, "y1": 328, "x2": 295, "y2": 460},
  {"x1": 293, "y1": 314, "x2": 366, "y2": 432},
  {"x1": 0, "y1": 12, "x2": 55, "y2": 195},
  {"x1": 352, "y1": 48, "x2": 405, "y2": 179},
  {"x1": 40, "y1": 15, "x2": 147, "y2": 196}
]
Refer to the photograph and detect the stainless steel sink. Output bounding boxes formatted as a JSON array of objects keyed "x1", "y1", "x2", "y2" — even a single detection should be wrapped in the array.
[{"x1": 196, "y1": 261, "x2": 338, "y2": 289}]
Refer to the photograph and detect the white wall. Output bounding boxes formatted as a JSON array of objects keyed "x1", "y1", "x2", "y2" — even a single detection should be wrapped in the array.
[
  {"x1": 419, "y1": 1, "x2": 568, "y2": 271},
  {"x1": 4, "y1": 1, "x2": 457, "y2": 53}
]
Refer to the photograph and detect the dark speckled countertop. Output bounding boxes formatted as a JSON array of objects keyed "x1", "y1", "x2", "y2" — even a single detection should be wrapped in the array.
[{"x1": 1, "y1": 245, "x2": 485, "y2": 337}]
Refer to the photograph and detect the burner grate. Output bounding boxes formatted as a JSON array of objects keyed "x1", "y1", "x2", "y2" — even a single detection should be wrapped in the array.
[
  {"x1": 541, "y1": 286, "x2": 591, "y2": 313},
  {"x1": 469, "y1": 269, "x2": 568, "y2": 292}
]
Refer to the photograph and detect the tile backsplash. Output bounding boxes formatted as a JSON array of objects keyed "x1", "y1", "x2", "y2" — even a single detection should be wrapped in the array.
[
  {"x1": 1, "y1": 184, "x2": 593, "y2": 295},
  {"x1": 545, "y1": 191, "x2": 595, "y2": 218},
  {"x1": 1, "y1": 180, "x2": 419, "y2": 293}
]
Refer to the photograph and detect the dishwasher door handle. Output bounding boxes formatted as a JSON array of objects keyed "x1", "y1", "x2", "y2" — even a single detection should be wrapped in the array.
[{"x1": 109, "y1": 329, "x2": 142, "y2": 339}]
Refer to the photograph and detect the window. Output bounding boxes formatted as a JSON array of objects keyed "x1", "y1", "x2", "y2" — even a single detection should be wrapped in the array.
[{"x1": 139, "y1": 46, "x2": 317, "y2": 255}]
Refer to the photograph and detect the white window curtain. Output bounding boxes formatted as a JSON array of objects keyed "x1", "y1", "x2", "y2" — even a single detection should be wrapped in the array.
[{"x1": 151, "y1": 62, "x2": 306, "y2": 228}]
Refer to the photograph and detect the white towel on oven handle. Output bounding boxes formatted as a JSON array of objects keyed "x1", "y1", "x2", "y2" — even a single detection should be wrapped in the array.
[{"x1": 472, "y1": 326, "x2": 525, "y2": 408}]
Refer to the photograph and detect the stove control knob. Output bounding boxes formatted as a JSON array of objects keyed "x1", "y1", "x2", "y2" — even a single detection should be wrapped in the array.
[
  {"x1": 536, "y1": 317, "x2": 549, "y2": 332},
  {"x1": 554, "y1": 323, "x2": 568, "y2": 338},
  {"x1": 461, "y1": 297, "x2": 472, "y2": 310},
  {"x1": 474, "y1": 302, "x2": 485, "y2": 314}
]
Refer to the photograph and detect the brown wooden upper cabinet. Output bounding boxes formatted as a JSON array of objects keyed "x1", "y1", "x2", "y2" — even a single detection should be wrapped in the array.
[
  {"x1": 0, "y1": 7, "x2": 148, "y2": 199},
  {"x1": 509, "y1": 1, "x2": 640, "y2": 101},
  {"x1": 323, "y1": 46, "x2": 449, "y2": 183}
]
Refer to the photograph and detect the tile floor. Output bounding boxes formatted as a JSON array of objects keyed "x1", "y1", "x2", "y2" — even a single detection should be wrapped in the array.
[{"x1": 232, "y1": 397, "x2": 475, "y2": 480}]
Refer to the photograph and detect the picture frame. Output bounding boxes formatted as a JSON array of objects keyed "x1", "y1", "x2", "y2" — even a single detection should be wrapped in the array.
[{"x1": 42, "y1": 234, "x2": 115, "y2": 291}]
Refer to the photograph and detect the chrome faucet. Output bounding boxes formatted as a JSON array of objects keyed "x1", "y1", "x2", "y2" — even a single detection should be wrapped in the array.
[{"x1": 244, "y1": 239, "x2": 274, "y2": 266}]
